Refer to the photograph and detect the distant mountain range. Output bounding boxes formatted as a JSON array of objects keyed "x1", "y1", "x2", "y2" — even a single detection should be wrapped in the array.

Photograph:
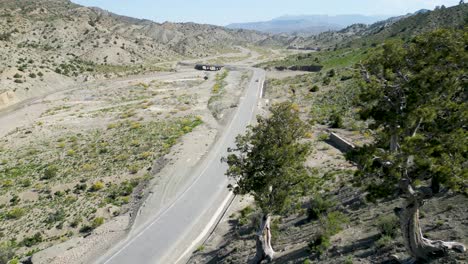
[
  {"x1": 281, "y1": 5, "x2": 466, "y2": 50},
  {"x1": 226, "y1": 14, "x2": 391, "y2": 34}
]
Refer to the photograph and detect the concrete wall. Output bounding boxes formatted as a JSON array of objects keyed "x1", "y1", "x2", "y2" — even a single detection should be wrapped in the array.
[{"x1": 328, "y1": 132, "x2": 355, "y2": 153}]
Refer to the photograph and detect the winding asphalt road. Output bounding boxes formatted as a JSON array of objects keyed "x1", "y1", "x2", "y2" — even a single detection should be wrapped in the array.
[{"x1": 96, "y1": 67, "x2": 265, "y2": 264}]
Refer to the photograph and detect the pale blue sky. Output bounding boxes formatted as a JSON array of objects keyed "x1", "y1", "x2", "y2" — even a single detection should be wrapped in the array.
[{"x1": 71, "y1": 0, "x2": 460, "y2": 26}]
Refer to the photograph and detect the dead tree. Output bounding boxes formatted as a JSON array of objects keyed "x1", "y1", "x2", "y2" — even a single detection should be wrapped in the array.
[
  {"x1": 250, "y1": 214, "x2": 275, "y2": 264},
  {"x1": 394, "y1": 179, "x2": 466, "y2": 262}
]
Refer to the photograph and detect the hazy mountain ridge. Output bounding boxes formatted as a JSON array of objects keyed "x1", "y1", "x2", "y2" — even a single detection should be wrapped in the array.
[{"x1": 227, "y1": 14, "x2": 390, "y2": 34}]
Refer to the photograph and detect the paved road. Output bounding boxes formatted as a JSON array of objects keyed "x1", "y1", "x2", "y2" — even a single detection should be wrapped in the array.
[{"x1": 96, "y1": 67, "x2": 265, "y2": 264}]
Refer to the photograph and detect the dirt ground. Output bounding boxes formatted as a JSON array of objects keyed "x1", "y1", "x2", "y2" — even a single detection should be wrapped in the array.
[{"x1": 0, "y1": 59, "x2": 254, "y2": 263}]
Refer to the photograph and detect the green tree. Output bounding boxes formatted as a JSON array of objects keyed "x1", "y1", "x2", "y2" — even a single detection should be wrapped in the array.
[
  {"x1": 225, "y1": 102, "x2": 315, "y2": 263},
  {"x1": 352, "y1": 29, "x2": 467, "y2": 261}
]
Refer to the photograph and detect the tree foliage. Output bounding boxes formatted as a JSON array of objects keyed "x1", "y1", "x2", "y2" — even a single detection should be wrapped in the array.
[
  {"x1": 351, "y1": 28, "x2": 467, "y2": 200},
  {"x1": 225, "y1": 101, "x2": 315, "y2": 215}
]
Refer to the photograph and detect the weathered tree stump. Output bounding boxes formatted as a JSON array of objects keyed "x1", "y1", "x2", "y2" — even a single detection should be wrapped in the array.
[
  {"x1": 250, "y1": 214, "x2": 275, "y2": 264},
  {"x1": 394, "y1": 179, "x2": 466, "y2": 262}
]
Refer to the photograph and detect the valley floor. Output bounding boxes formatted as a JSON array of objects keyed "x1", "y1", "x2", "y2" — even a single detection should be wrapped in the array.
[{"x1": 0, "y1": 62, "x2": 253, "y2": 263}]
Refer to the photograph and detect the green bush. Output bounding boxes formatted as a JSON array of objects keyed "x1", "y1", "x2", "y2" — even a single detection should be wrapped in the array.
[
  {"x1": 92, "y1": 217, "x2": 104, "y2": 228},
  {"x1": 321, "y1": 211, "x2": 349, "y2": 236},
  {"x1": 376, "y1": 215, "x2": 399, "y2": 238},
  {"x1": 128, "y1": 164, "x2": 139, "y2": 174},
  {"x1": 307, "y1": 233, "x2": 331, "y2": 256},
  {"x1": 13, "y1": 73, "x2": 22, "y2": 78},
  {"x1": 20, "y1": 232, "x2": 42, "y2": 247},
  {"x1": 307, "y1": 196, "x2": 335, "y2": 220},
  {"x1": 70, "y1": 218, "x2": 81, "y2": 228},
  {"x1": 375, "y1": 235, "x2": 393, "y2": 248},
  {"x1": 42, "y1": 165, "x2": 58, "y2": 180},
  {"x1": 5, "y1": 207, "x2": 25, "y2": 220},
  {"x1": 309, "y1": 85, "x2": 319, "y2": 92},
  {"x1": 79, "y1": 225, "x2": 93, "y2": 233},
  {"x1": 238, "y1": 206, "x2": 254, "y2": 226},
  {"x1": 330, "y1": 113, "x2": 344, "y2": 128},
  {"x1": 89, "y1": 181, "x2": 104, "y2": 192},
  {"x1": 308, "y1": 211, "x2": 349, "y2": 256}
]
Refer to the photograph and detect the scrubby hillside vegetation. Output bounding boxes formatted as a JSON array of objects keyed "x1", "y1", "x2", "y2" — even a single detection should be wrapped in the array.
[{"x1": 285, "y1": 3, "x2": 468, "y2": 50}]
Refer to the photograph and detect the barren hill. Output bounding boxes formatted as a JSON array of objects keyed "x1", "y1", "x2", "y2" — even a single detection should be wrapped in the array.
[{"x1": 0, "y1": 0, "x2": 270, "y2": 109}]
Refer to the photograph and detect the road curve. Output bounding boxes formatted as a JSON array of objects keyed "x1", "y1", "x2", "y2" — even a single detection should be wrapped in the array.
[{"x1": 96, "y1": 67, "x2": 265, "y2": 264}]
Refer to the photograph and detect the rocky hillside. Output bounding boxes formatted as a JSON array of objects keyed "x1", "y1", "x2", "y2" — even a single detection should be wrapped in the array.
[
  {"x1": 0, "y1": 0, "x2": 272, "y2": 109},
  {"x1": 0, "y1": 0, "x2": 268, "y2": 64},
  {"x1": 286, "y1": 4, "x2": 467, "y2": 50}
]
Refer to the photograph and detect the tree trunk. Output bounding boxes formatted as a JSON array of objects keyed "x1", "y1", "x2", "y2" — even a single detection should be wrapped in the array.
[
  {"x1": 390, "y1": 131, "x2": 398, "y2": 152},
  {"x1": 250, "y1": 214, "x2": 275, "y2": 264},
  {"x1": 394, "y1": 179, "x2": 466, "y2": 262}
]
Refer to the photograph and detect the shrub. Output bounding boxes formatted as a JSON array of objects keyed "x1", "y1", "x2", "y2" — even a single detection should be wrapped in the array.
[
  {"x1": 308, "y1": 233, "x2": 331, "y2": 256},
  {"x1": 42, "y1": 165, "x2": 58, "y2": 180},
  {"x1": 45, "y1": 209, "x2": 65, "y2": 224},
  {"x1": 13, "y1": 73, "x2": 22, "y2": 78},
  {"x1": 330, "y1": 113, "x2": 344, "y2": 128},
  {"x1": 107, "y1": 123, "x2": 118, "y2": 129},
  {"x1": 81, "y1": 163, "x2": 96, "y2": 171},
  {"x1": 317, "y1": 133, "x2": 329, "y2": 141},
  {"x1": 5, "y1": 207, "x2": 25, "y2": 220},
  {"x1": 308, "y1": 211, "x2": 349, "y2": 256},
  {"x1": 322, "y1": 77, "x2": 331, "y2": 85},
  {"x1": 238, "y1": 206, "x2": 254, "y2": 226},
  {"x1": 130, "y1": 122, "x2": 141, "y2": 130},
  {"x1": 2, "y1": 180, "x2": 13, "y2": 188},
  {"x1": 20, "y1": 232, "x2": 42, "y2": 247},
  {"x1": 14, "y1": 79, "x2": 23, "y2": 83},
  {"x1": 20, "y1": 178, "x2": 32, "y2": 187},
  {"x1": 344, "y1": 256, "x2": 354, "y2": 264},
  {"x1": 91, "y1": 217, "x2": 104, "y2": 228},
  {"x1": 29, "y1": 73, "x2": 36, "y2": 78},
  {"x1": 327, "y1": 69, "x2": 336, "y2": 77},
  {"x1": 89, "y1": 181, "x2": 104, "y2": 192},
  {"x1": 375, "y1": 235, "x2": 393, "y2": 248},
  {"x1": 309, "y1": 85, "x2": 319, "y2": 92},
  {"x1": 70, "y1": 217, "x2": 81, "y2": 228},
  {"x1": 321, "y1": 211, "x2": 349, "y2": 236},
  {"x1": 376, "y1": 215, "x2": 399, "y2": 238},
  {"x1": 138, "y1": 152, "x2": 153, "y2": 160},
  {"x1": 128, "y1": 164, "x2": 139, "y2": 174},
  {"x1": 0, "y1": 242, "x2": 15, "y2": 264},
  {"x1": 79, "y1": 225, "x2": 93, "y2": 233},
  {"x1": 195, "y1": 245, "x2": 205, "y2": 252},
  {"x1": 307, "y1": 196, "x2": 335, "y2": 220}
]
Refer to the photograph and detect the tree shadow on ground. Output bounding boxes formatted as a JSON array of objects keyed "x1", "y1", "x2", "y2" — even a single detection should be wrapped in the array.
[
  {"x1": 330, "y1": 233, "x2": 380, "y2": 257},
  {"x1": 272, "y1": 247, "x2": 310, "y2": 263}
]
